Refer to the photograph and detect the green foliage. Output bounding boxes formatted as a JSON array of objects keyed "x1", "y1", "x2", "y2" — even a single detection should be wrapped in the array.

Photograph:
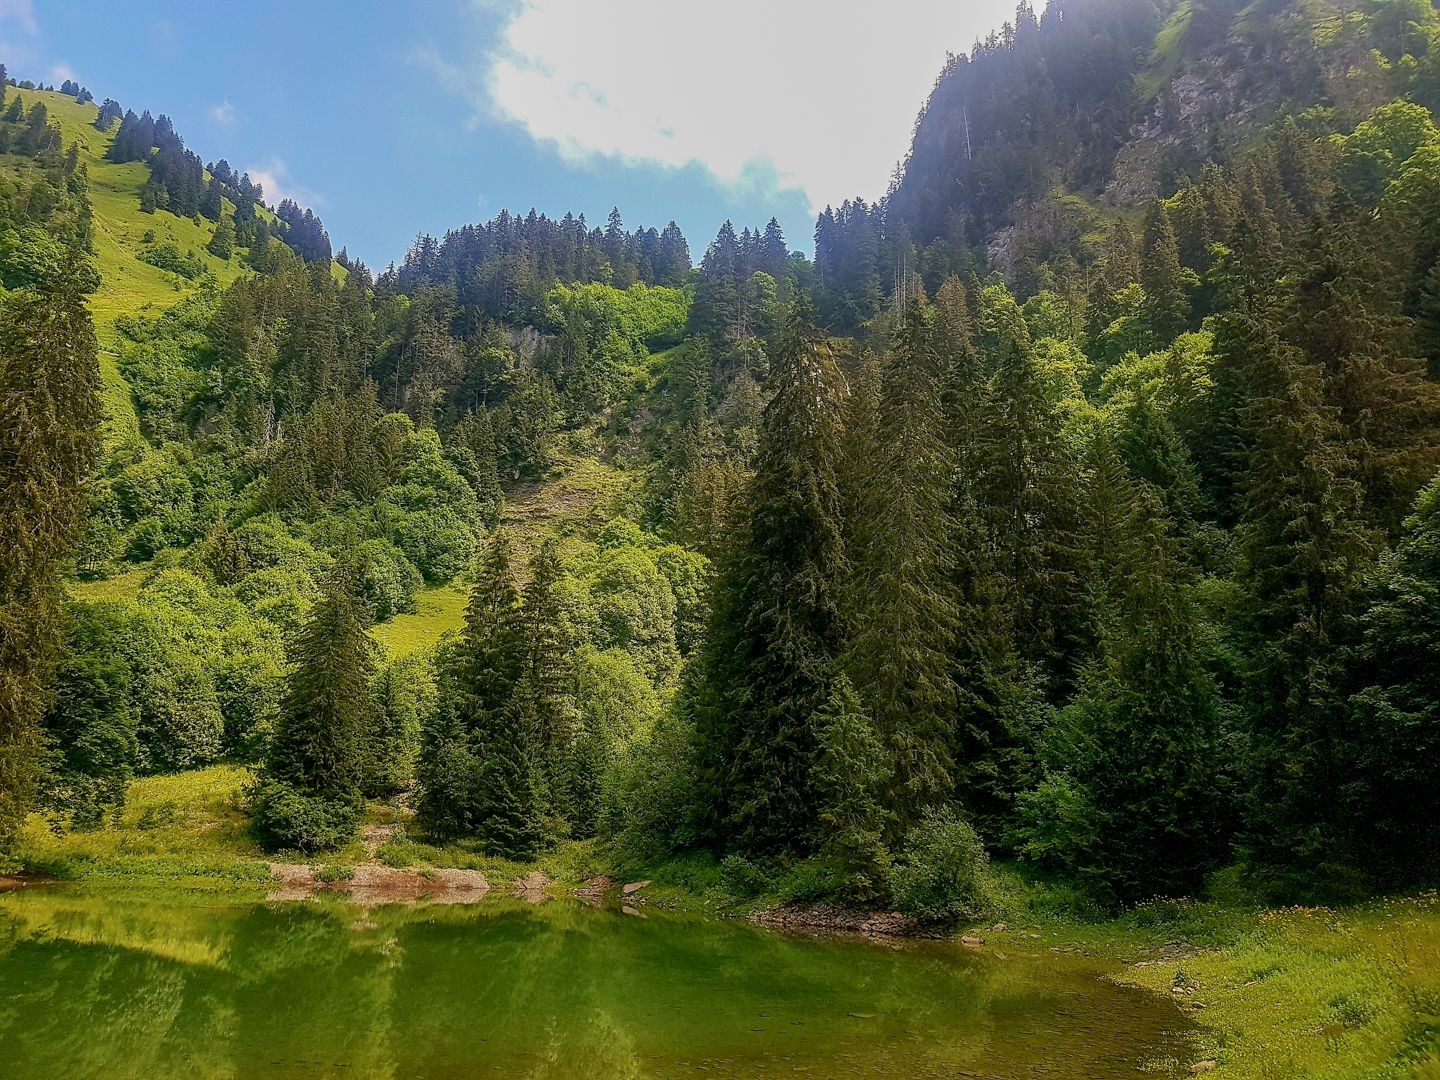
[
  {"x1": 418, "y1": 530, "x2": 542, "y2": 858},
  {"x1": 0, "y1": 268, "x2": 102, "y2": 847},
  {"x1": 39, "y1": 604, "x2": 139, "y2": 829},
  {"x1": 886, "y1": 806, "x2": 991, "y2": 923},
  {"x1": 694, "y1": 298, "x2": 849, "y2": 855},
  {"x1": 352, "y1": 538, "x2": 422, "y2": 621},
  {"x1": 251, "y1": 564, "x2": 376, "y2": 853},
  {"x1": 248, "y1": 775, "x2": 360, "y2": 855},
  {"x1": 813, "y1": 676, "x2": 893, "y2": 900},
  {"x1": 843, "y1": 300, "x2": 957, "y2": 832},
  {"x1": 137, "y1": 241, "x2": 208, "y2": 281}
]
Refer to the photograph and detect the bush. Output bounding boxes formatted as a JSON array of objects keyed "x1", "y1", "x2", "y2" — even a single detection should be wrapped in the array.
[
  {"x1": 354, "y1": 538, "x2": 423, "y2": 620},
  {"x1": 138, "y1": 242, "x2": 208, "y2": 280},
  {"x1": 886, "y1": 806, "x2": 991, "y2": 923},
  {"x1": 248, "y1": 776, "x2": 361, "y2": 854},
  {"x1": 719, "y1": 854, "x2": 776, "y2": 898}
]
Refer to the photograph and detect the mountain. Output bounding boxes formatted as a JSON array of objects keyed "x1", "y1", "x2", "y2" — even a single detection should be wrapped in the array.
[
  {"x1": 814, "y1": 0, "x2": 1440, "y2": 326},
  {"x1": 4, "y1": 0, "x2": 1440, "y2": 917}
]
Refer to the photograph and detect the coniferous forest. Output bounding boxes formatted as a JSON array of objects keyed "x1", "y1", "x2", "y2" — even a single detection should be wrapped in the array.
[{"x1": 6, "y1": 2, "x2": 1440, "y2": 1074}]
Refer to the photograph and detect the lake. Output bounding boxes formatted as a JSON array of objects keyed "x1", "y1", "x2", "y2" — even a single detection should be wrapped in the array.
[{"x1": 0, "y1": 887, "x2": 1194, "y2": 1078}]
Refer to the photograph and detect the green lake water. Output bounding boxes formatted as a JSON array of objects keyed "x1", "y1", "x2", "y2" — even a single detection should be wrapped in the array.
[{"x1": 0, "y1": 888, "x2": 1194, "y2": 1078}]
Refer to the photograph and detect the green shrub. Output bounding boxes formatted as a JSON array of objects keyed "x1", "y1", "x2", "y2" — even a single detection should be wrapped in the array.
[
  {"x1": 138, "y1": 242, "x2": 207, "y2": 280},
  {"x1": 886, "y1": 806, "x2": 990, "y2": 923},
  {"x1": 354, "y1": 538, "x2": 423, "y2": 620},
  {"x1": 719, "y1": 853, "x2": 776, "y2": 898},
  {"x1": 248, "y1": 776, "x2": 360, "y2": 854}
]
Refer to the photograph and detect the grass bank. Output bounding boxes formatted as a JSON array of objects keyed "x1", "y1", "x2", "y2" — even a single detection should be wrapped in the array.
[{"x1": 10, "y1": 765, "x2": 1440, "y2": 1078}]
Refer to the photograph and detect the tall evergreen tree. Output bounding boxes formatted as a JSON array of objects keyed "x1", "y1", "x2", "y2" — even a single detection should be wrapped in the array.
[
  {"x1": 251, "y1": 563, "x2": 376, "y2": 853},
  {"x1": 1349, "y1": 472, "x2": 1440, "y2": 885},
  {"x1": 1022, "y1": 433, "x2": 1226, "y2": 905},
  {"x1": 1236, "y1": 324, "x2": 1374, "y2": 891},
  {"x1": 695, "y1": 297, "x2": 848, "y2": 854},
  {"x1": 1141, "y1": 199, "x2": 1189, "y2": 343},
  {"x1": 425, "y1": 528, "x2": 542, "y2": 858},
  {"x1": 0, "y1": 272, "x2": 101, "y2": 848},
  {"x1": 264, "y1": 564, "x2": 376, "y2": 801},
  {"x1": 518, "y1": 536, "x2": 576, "y2": 820},
  {"x1": 844, "y1": 298, "x2": 958, "y2": 833}
]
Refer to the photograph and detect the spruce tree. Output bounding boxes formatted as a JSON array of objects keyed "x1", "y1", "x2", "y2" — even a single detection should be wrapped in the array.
[
  {"x1": 0, "y1": 273, "x2": 101, "y2": 848},
  {"x1": 208, "y1": 215, "x2": 235, "y2": 260},
  {"x1": 518, "y1": 536, "x2": 576, "y2": 820},
  {"x1": 1236, "y1": 324, "x2": 1374, "y2": 892},
  {"x1": 447, "y1": 529, "x2": 541, "y2": 858},
  {"x1": 935, "y1": 278, "x2": 1037, "y2": 844},
  {"x1": 1027, "y1": 432, "x2": 1226, "y2": 905},
  {"x1": 813, "y1": 675, "x2": 892, "y2": 899},
  {"x1": 843, "y1": 298, "x2": 958, "y2": 833},
  {"x1": 252, "y1": 563, "x2": 376, "y2": 852},
  {"x1": 265, "y1": 564, "x2": 376, "y2": 799},
  {"x1": 1349, "y1": 472, "x2": 1440, "y2": 885},
  {"x1": 695, "y1": 297, "x2": 848, "y2": 854},
  {"x1": 1141, "y1": 199, "x2": 1189, "y2": 343}
]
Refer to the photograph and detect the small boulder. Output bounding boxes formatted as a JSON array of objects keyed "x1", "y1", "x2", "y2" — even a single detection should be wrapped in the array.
[
  {"x1": 1190, "y1": 1063, "x2": 1217, "y2": 1075},
  {"x1": 961, "y1": 936, "x2": 984, "y2": 948},
  {"x1": 621, "y1": 880, "x2": 652, "y2": 896}
]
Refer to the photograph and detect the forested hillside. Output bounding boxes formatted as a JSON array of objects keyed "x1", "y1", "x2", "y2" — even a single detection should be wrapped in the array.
[{"x1": 4, "y1": 0, "x2": 1440, "y2": 929}]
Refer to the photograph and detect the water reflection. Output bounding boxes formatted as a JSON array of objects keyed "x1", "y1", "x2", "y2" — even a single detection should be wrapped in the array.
[{"x1": 0, "y1": 889, "x2": 1193, "y2": 1078}]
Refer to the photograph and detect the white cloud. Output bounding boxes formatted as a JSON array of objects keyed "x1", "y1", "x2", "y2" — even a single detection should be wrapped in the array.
[
  {"x1": 210, "y1": 100, "x2": 237, "y2": 127},
  {"x1": 0, "y1": 0, "x2": 37, "y2": 35},
  {"x1": 244, "y1": 157, "x2": 324, "y2": 210},
  {"x1": 48, "y1": 63, "x2": 76, "y2": 84},
  {"x1": 424, "y1": 0, "x2": 1016, "y2": 212}
]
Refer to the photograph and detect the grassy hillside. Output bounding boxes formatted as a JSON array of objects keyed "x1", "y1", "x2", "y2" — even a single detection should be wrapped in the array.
[
  {"x1": 2, "y1": 88, "x2": 339, "y2": 442},
  {"x1": 6, "y1": 88, "x2": 254, "y2": 329}
]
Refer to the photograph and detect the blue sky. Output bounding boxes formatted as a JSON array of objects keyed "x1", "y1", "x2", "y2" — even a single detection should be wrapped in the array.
[{"x1": 7, "y1": 0, "x2": 1016, "y2": 269}]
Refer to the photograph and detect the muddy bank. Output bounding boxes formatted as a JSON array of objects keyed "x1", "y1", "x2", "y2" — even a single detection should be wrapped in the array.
[
  {"x1": 747, "y1": 903, "x2": 924, "y2": 937},
  {"x1": 267, "y1": 863, "x2": 490, "y2": 905}
]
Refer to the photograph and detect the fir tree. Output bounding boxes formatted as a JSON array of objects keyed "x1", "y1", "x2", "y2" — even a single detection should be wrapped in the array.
[
  {"x1": 0, "y1": 273, "x2": 101, "y2": 848},
  {"x1": 440, "y1": 529, "x2": 542, "y2": 858},
  {"x1": 1141, "y1": 199, "x2": 1189, "y2": 342},
  {"x1": 1023, "y1": 433, "x2": 1226, "y2": 905},
  {"x1": 843, "y1": 297, "x2": 958, "y2": 833},
  {"x1": 1236, "y1": 324, "x2": 1374, "y2": 892},
  {"x1": 695, "y1": 297, "x2": 848, "y2": 854},
  {"x1": 208, "y1": 215, "x2": 235, "y2": 260},
  {"x1": 813, "y1": 675, "x2": 892, "y2": 899},
  {"x1": 265, "y1": 563, "x2": 376, "y2": 800},
  {"x1": 1349, "y1": 472, "x2": 1440, "y2": 885},
  {"x1": 518, "y1": 536, "x2": 576, "y2": 820}
]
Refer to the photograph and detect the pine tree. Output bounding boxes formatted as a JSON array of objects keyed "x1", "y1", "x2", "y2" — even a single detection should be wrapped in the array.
[
  {"x1": 695, "y1": 297, "x2": 848, "y2": 854},
  {"x1": 974, "y1": 288, "x2": 1086, "y2": 686},
  {"x1": 208, "y1": 215, "x2": 235, "y2": 260},
  {"x1": 266, "y1": 563, "x2": 376, "y2": 798},
  {"x1": 1027, "y1": 432, "x2": 1226, "y2": 905},
  {"x1": 1288, "y1": 197, "x2": 1440, "y2": 535},
  {"x1": 443, "y1": 529, "x2": 542, "y2": 858},
  {"x1": 933, "y1": 279, "x2": 1037, "y2": 843},
  {"x1": 1141, "y1": 199, "x2": 1189, "y2": 342},
  {"x1": 1349, "y1": 472, "x2": 1440, "y2": 885},
  {"x1": 813, "y1": 675, "x2": 892, "y2": 899},
  {"x1": 518, "y1": 537, "x2": 576, "y2": 820},
  {"x1": 252, "y1": 563, "x2": 376, "y2": 852},
  {"x1": 843, "y1": 298, "x2": 958, "y2": 833},
  {"x1": 0, "y1": 273, "x2": 102, "y2": 848},
  {"x1": 1236, "y1": 323, "x2": 1375, "y2": 892}
]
